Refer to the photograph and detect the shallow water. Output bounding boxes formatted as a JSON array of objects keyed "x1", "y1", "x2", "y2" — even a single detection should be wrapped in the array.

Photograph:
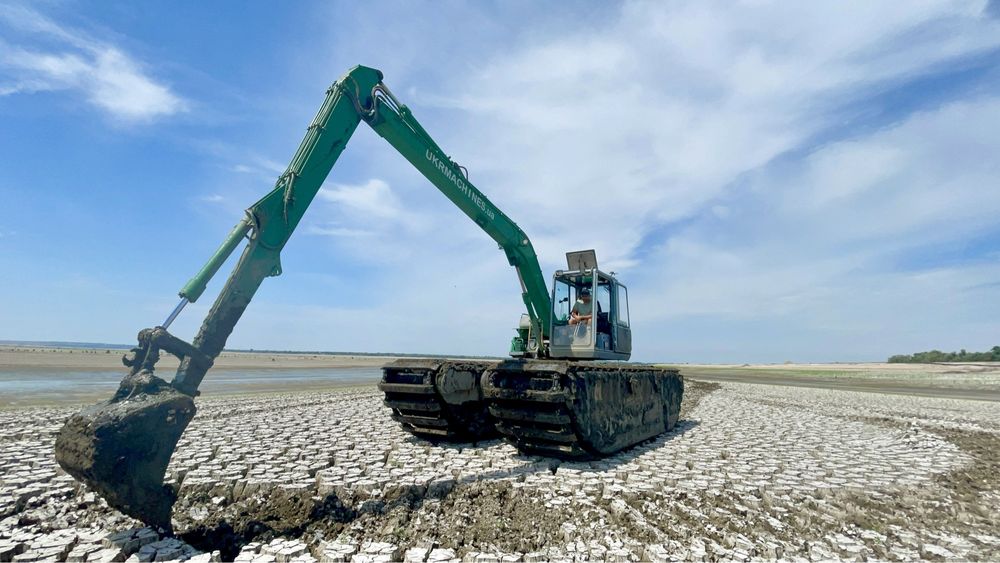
[{"x1": 0, "y1": 367, "x2": 383, "y2": 407}]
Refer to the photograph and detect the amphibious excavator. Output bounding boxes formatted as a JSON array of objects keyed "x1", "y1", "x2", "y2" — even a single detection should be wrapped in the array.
[{"x1": 54, "y1": 65, "x2": 682, "y2": 531}]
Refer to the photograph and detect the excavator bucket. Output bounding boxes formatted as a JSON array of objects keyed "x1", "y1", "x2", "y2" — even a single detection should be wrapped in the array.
[
  {"x1": 54, "y1": 328, "x2": 208, "y2": 532},
  {"x1": 54, "y1": 372, "x2": 195, "y2": 532}
]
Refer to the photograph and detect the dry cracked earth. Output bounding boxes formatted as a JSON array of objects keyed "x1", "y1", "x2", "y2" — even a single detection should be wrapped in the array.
[{"x1": 1, "y1": 380, "x2": 999, "y2": 562}]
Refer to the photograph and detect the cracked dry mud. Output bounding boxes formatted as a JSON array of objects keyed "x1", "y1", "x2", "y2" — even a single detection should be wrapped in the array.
[{"x1": 2, "y1": 380, "x2": 999, "y2": 562}]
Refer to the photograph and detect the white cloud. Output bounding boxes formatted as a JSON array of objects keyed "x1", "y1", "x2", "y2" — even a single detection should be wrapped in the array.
[
  {"x1": 162, "y1": 1, "x2": 1000, "y2": 360},
  {"x1": 420, "y1": 0, "x2": 1000, "y2": 274},
  {"x1": 323, "y1": 1, "x2": 999, "y2": 360},
  {"x1": 0, "y1": 5, "x2": 186, "y2": 122},
  {"x1": 308, "y1": 178, "x2": 434, "y2": 249},
  {"x1": 631, "y1": 97, "x2": 1000, "y2": 361},
  {"x1": 232, "y1": 157, "x2": 285, "y2": 178},
  {"x1": 306, "y1": 224, "x2": 376, "y2": 239},
  {"x1": 773, "y1": 99, "x2": 1000, "y2": 250},
  {"x1": 318, "y1": 179, "x2": 403, "y2": 220}
]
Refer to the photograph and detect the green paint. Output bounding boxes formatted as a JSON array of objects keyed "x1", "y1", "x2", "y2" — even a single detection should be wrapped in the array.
[{"x1": 175, "y1": 65, "x2": 553, "y2": 393}]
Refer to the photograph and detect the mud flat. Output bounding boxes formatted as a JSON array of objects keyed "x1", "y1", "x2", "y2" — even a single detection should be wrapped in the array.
[
  {"x1": 676, "y1": 362, "x2": 1000, "y2": 402},
  {"x1": 2, "y1": 381, "x2": 1000, "y2": 561},
  {"x1": 0, "y1": 346, "x2": 407, "y2": 371}
]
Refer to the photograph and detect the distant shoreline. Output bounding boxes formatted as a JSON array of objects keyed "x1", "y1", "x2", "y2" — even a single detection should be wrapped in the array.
[
  {"x1": 0, "y1": 345, "x2": 416, "y2": 371},
  {"x1": 0, "y1": 340, "x2": 501, "y2": 359},
  {"x1": 0, "y1": 341, "x2": 502, "y2": 370},
  {"x1": 667, "y1": 363, "x2": 1000, "y2": 399}
]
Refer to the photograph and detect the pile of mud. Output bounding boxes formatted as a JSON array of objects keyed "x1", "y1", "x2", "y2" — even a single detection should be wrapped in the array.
[{"x1": 173, "y1": 382, "x2": 719, "y2": 559}]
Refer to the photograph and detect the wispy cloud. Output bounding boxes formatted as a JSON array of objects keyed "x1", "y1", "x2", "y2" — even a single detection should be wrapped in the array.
[
  {"x1": 293, "y1": 0, "x2": 1000, "y2": 359},
  {"x1": 310, "y1": 178, "x2": 430, "y2": 244},
  {"x1": 0, "y1": 3, "x2": 186, "y2": 122},
  {"x1": 306, "y1": 224, "x2": 377, "y2": 239},
  {"x1": 232, "y1": 157, "x2": 286, "y2": 179},
  {"x1": 632, "y1": 96, "x2": 1000, "y2": 360},
  {"x1": 318, "y1": 179, "x2": 403, "y2": 220},
  {"x1": 8, "y1": 2, "x2": 996, "y2": 360},
  {"x1": 425, "y1": 1, "x2": 1000, "y2": 271}
]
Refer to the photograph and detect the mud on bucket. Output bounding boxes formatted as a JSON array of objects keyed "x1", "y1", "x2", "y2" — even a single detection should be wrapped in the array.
[{"x1": 54, "y1": 383, "x2": 196, "y2": 533}]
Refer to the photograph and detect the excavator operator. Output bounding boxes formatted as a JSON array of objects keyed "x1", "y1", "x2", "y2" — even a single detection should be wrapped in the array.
[
  {"x1": 569, "y1": 288, "x2": 595, "y2": 325},
  {"x1": 570, "y1": 287, "x2": 614, "y2": 350}
]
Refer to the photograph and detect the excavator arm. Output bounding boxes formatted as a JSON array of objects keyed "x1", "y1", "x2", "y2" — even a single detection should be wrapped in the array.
[
  {"x1": 171, "y1": 65, "x2": 550, "y2": 393},
  {"x1": 54, "y1": 65, "x2": 551, "y2": 530}
]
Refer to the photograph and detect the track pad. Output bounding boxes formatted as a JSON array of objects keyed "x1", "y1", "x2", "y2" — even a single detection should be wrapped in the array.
[{"x1": 54, "y1": 376, "x2": 195, "y2": 532}]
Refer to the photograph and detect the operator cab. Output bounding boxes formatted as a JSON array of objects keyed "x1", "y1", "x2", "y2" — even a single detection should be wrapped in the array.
[{"x1": 549, "y1": 250, "x2": 632, "y2": 361}]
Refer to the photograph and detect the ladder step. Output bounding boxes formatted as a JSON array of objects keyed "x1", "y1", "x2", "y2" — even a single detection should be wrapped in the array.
[
  {"x1": 489, "y1": 406, "x2": 571, "y2": 425},
  {"x1": 408, "y1": 426, "x2": 453, "y2": 438},
  {"x1": 383, "y1": 399, "x2": 441, "y2": 413},
  {"x1": 482, "y1": 388, "x2": 567, "y2": 403},
  {"x1": 496, "y1": 423, "x2": 578, "y2": 444},
  {"x1": 521, "y1": 442, "x2": 590, "y2": 459},
  {"x1": 378, "y1": 383, "x2": 436, "y2": 395},
  {"x1": 391, "y1": 412, "x2": 450, "y2": 428}
]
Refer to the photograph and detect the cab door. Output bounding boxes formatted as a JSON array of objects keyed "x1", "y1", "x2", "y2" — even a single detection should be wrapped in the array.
[{"x1": 613, "y1": 282, "x2": 632, "y2": 355}]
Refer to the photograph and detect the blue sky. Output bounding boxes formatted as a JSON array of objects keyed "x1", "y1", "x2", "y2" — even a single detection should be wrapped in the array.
[{"x1": 1, "y1": 1, "x2": 999, "y2": 362}]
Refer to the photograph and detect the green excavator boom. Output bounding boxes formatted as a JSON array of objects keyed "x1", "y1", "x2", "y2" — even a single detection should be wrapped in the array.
[
  {"x1": 53, "y1": 65, "x2": 554, "y2": 530},
  {"x1": 176, "y1": 65, "x2": 550, "y2": 385}
]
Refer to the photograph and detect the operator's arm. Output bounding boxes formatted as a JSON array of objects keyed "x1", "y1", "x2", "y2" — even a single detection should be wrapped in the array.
[{"x1": 569, "y1": 302, "x2": 592, "y2": 325}]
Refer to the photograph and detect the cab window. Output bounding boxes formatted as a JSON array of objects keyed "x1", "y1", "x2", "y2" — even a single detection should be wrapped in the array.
[
  {"x1": 617, "y1": 284, "x2": 630, "y2": 327},
  {"x1": 553, "y1": 279, "x2": 572, "y2": 324},
  {"x1": 597, "y1": 281, "x2": 611, "y2": 316}
]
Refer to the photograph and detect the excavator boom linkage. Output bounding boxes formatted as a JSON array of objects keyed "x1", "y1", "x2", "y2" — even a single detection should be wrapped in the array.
[
  {"x1": 53, "y1": 65, "x2": 684, "y2": 530},
  {"x1": 53, "y1": 64, "x2": 553, "y2": 529}
]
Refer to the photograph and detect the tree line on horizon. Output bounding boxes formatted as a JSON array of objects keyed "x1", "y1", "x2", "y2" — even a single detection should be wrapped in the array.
[{"x1": 888, "y1": 346, "x2": 1000, "y2": 363}]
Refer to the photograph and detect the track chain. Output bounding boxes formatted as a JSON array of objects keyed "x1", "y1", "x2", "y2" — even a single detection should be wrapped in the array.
[
  {"x1": 484, "y1": 362, "x2": 683, "y2": 459},
  {"x1": 379, "y1": 359, "x2": 497, "y2": 441}
]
